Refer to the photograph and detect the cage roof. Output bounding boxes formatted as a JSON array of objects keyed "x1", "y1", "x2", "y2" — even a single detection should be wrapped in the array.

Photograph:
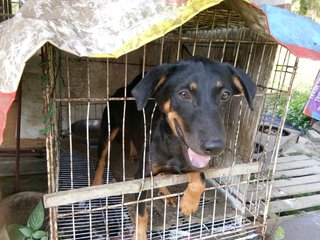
[{"x1": 0, "y1": 0, "x2": 319, "y2": 144}]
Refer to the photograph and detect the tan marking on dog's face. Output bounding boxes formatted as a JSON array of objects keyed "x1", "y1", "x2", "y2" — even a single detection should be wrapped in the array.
[
  {"x1": 189, "y1": 82, "x2": 197, "y2": 90},
  {"x1": 163, "y1": 100, "x2": 186, "y2": 137},
  {"x1": 167, "y1": 111, "x2": 185, "y2": 137},
  {"x1": 154, "y1": 76, "x2": 167, "y2": 91},
  {"x1": 163, "y1": 100, "x2": 171, "y2": 113},
  {"x1": 232, "y1": 75, "x2": 244, "y2": 96},
  {"x1": 216, "y1": 81, "x2": 223, "y2": 88}
]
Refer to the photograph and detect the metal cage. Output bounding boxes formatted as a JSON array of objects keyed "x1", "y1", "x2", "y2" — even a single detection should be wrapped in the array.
[{"x1": 42, "y1": 3, "x2": 299, "y2": 240}]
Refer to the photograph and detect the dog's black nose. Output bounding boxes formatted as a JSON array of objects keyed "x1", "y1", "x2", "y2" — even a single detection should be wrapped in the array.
[{"x1": 202, "y1": 139, "x2": 225, "y2": 155}]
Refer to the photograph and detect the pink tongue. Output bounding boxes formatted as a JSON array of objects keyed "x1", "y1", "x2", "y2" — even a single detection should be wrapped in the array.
[{"x1": 188, "y1": 148, "x2": 210, "y2": 168}]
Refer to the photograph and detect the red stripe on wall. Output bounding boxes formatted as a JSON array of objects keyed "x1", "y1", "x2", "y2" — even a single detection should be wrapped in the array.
[{"x1": 0, "y1": 91, "x2": 17, "y2": 145}]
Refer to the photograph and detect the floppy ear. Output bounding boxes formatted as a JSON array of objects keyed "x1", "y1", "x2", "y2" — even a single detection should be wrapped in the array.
[
  {"x1": 226, "y1": 64, "x2": 257, "y2": 110},
  {"x1": 131, "y1": 63, "x2": 173, "y2": 110}
]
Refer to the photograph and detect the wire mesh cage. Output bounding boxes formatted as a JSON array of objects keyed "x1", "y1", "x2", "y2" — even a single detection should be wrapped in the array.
[{"x1": 42, "y1": 3, "x2": 299, "y2": 240}]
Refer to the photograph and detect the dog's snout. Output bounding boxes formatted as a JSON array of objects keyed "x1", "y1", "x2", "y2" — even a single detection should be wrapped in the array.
[{"x1": 202, "y1": 139, "x2": 225, "y2": 155}]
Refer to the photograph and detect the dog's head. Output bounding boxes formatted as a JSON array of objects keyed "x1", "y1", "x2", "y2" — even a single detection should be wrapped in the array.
[{"x1": 132, "y1": 57, "x2": 256, "y2": 169}]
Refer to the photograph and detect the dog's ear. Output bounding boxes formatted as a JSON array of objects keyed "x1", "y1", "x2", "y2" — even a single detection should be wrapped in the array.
[
  {"x1": 226, "y1": 64, "x2": 257, "y2": 110},
  {"x1": 131, "y1": 63, "x2": 173, "y2": 110}
]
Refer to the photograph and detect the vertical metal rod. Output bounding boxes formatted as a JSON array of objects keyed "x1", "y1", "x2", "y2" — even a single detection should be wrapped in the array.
[
  {"x1": 207, "y1": 10, "x2": 216, "y2": 58},
  {"x1": 220, "y1": 11, "x2": 232, "y2": 62},
  {"x1": 162, "y1": 197, "x2": 168, "y2": 239},
  {"x1": 210, "y1": 188, "x2": 217, "y2": 235},
  {"x1": 105, "y1": 58, "x2": 111, "y2": 238},
  {"x1": 15, "y1": 83, "x2": 21, "y2": 192},
  {"x1": 192, "y1": 15, "x2": 199, "y2": 56},
  {"x1": 199, "y1": 191, "x2": 206, "y2": 238},
  {"x1": 187, "y1": 214, "x2": 192, "y2": 239},
  {"x1": 122, "y1": 54, "x2": 128, "y2": 182},
  {"x1": 175, "y1": 195, "x2": 181, "y2": 239},
  {"x1": 121, "y1": 54, "x2": 128, "y2": 240},
  {"x1": 85, "y1": 57, "x2": 93, "y2": 240},
  {"x1": 176, "y1": 26, "x2": 182, "y2": 61},
  {"x1": 86, "y1": 57, "x2": 92, "y2": 185},
  {"x1": 159, "y1": 36, "x2": 164, "y2": 64}
]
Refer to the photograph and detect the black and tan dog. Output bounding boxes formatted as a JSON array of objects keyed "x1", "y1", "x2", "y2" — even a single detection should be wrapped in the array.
[{"x1": 93, "y1": 56, "x2": 256, "y2": 239}]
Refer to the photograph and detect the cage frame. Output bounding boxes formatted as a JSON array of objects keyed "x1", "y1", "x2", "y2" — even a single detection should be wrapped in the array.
[{"x1": 41, "y1": 4, "x2": 300, "y2": 240}]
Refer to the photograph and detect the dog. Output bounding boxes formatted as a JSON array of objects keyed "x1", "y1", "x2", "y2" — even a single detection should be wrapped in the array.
[{"x1": 93, "y1": 56, "x2": 256, "y2": 239}]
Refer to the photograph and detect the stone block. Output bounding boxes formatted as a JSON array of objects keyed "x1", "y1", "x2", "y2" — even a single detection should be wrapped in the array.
[{"x1": 307, "y1": 129, "x2": 320, "y2": 142}]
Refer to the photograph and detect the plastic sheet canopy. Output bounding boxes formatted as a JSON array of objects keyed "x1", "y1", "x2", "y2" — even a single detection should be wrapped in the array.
[{"x1": 0, "y1": 0, "x2": 319, "y2": 144}]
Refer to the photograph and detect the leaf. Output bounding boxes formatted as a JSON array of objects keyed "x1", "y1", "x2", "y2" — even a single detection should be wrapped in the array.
[
  {"x1": 274, "y1": 226, "x2": 285, "y2": 240},
  {"x1": 6, "y1": 224, "x2": 25, "y2": 240},
  {"x1": 41, "y1": 237, "x2": 48, "y2": 240},
  {"x1": 27, "y1": 200, "x2": 45, "y2": 231},
  {"x1": 32, "y1": 230, "x2": 48, "y2": 239},
  {"x1": 19, "y1": 227, "x2": 32, "y2": 238},
  {"x1": 0, "y1": 225, "x2": 11, "y2": 240}
]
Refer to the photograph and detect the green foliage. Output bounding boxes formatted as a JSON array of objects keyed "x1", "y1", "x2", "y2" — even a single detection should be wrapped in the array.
[
  {"x1": 274, "y1": 226, "x2": 285, "y2": 240},
  {"x1": 299, "y1": 0, "x2": 311, "y2": 15},
  {"x1": 292, "y1": 0, "x2": 320, "y2": 19},
  {"x1": 268, "y1": 90, "x2": 312, "y2": 132},
  {"x1": 285, "y1": 91, "x2": 311, "y2": 132},
  {"x1": 0, "y1": 201, "x2": 48, "y2": 240}
]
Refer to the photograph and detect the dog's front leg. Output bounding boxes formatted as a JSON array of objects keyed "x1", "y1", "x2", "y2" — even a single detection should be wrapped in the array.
[
  {"x1": 133, "y1": 198, "x2": 148, "y2": 240},
  {"x1": 93, "y1": 128, "x2": 119, "y2": 185},
  {"x1": 180, "y1": 172, "x2": 205, "y2": 216}
]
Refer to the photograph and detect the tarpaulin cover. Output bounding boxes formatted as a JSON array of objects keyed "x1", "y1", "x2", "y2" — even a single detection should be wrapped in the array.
[{"x1": 0, "y1": 0, "x2": 319, "y2": 144}]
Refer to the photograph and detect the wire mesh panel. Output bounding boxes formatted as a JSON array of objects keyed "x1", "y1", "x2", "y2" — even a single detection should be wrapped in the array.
[{"x1": 42, "y1": 3, "x2": 298, "y2": 240}]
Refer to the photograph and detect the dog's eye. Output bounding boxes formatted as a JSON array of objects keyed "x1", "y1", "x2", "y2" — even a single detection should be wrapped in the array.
[
  {"x1": 178, "y1": 91, "x2": 191, "y2": 100},
  {"x1": 221, "y1": 91, "x2": 230, "y2": 100}
]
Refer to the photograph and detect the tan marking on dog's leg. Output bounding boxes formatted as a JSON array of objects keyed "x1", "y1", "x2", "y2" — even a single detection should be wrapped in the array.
[
  {"x1": 133, "y1": 210, "x2": 148, "y2": 240},
  {"x1": 129, "y1": 139, "x2": 138, "y2": 161},
  {"x1": 180, "y1": 172, "x2": 205, "y2": 216},
  {"x1": 92, "y1": 128, "x2": 119, "y2": 186},
  {"x1": 159, "y1": 186, "x2": 177, "y2": 206}
]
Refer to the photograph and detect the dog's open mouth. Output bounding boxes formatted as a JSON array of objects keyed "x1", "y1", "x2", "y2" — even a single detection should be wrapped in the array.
[{"x1": 175, "y1": 121, "x2": 211, "y2": 169}]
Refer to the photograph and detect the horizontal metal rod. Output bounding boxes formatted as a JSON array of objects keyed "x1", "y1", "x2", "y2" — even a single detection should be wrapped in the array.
[
  {"x1": 164, "y1": 35, "x2": 276, "y2": 45},
  {"x1": 55, "y1": 97, "x2": 139, "y2": 102},
  {"x1": 44, "y1": 162, "x2": 259, "y2": 208},
  {"x1": 54, "y1": 94, "x2": 256, "y2": 103}
]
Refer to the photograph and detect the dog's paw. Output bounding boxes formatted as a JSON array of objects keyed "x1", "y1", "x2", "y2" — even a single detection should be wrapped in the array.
[
  {"x1": 166, "y1": 196, "x2": 177, "y2": 206},
  {"x1": 180, "y1": 192, "x2": 199, "y2": 216},
  {"x1": 158, "y1": 187, "x2": 177, "y2": 206},
  {"x1": 92, "y1": 177, "x2": 103, "y2": 186},
  {"x1": 132, "y1": 231, "x2": 147, "y2": 240},
  {"x1": 133, "y1": 213, "x2": 148, "y2": 240}
]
